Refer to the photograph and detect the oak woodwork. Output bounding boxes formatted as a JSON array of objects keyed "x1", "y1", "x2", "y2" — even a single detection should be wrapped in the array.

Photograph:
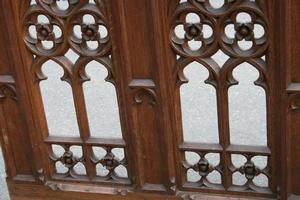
[{"x1": 0, "y1": 0, "x2": 299, "y2": 200}]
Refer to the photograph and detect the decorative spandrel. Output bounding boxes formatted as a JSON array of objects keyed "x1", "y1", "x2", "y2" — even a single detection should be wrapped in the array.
[
  {"x1": 170, "y1": 0, "x2": 273, "y2": 196},
  {"x1": 22, "y1": 0, "x2": 129, "y2": 185}
]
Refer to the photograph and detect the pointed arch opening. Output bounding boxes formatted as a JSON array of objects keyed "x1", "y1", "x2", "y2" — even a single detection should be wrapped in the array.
[
  {"x1": 228, "y1": 62, "x2": 267, "y2": 146},
  {"x1": 180, "y1": 61, "x2": 219, "y2": 143},
  {"x1": 83, "y1": 61, "x2": 122, "y2": 139},
  {"x1": 40, "y1": 60, "x2": 80, "y2": 137}
]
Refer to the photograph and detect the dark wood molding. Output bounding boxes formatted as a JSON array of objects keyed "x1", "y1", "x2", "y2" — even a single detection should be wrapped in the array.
[{"x1": 0, "y1": 0, "x2": 299, "y2": 199}]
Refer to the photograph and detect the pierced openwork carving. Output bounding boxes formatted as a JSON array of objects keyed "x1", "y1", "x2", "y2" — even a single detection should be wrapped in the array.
[
  {"x1": 92, "y1": 146, "x2": 128, "y2": 182},
  {"x1": 170, "y1": 0, "x2": 268, "y2": 58},
  {"x1": 23, "y1": 10, "x2": 65, "y2": 56},
  {"x1": 23, "y1": 1, "x2": 110, "y2": 57},
  {"x1": 229, "y1": 154, "x2": 270, "y2": 192},
  {"x1": 68, "y1": 6, "x2": 111, "y2": 56},
  {"x1": 183, "y1": 151, "x2": 222, "y2": 188},
  {"x1": 170, "y1": 6, "x2": 217, "y2": 57},
  {"x1": 23, "y1": 0, "x2": 129, "y2": 185},
  {"x1": 50, "y1": 144, "x2": 85, "y2": 178},
  {"x1": 170, "y1": 0, "x2": 273, "y2": 196}
]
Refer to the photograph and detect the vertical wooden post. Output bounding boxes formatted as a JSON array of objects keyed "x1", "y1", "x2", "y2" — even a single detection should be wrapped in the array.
[
  {"x1": 281, "y1": 0, "x2": 300, "y2": 199},
  {"x1": 107, "y1": 0, "x2": 175, "y2": 193}
]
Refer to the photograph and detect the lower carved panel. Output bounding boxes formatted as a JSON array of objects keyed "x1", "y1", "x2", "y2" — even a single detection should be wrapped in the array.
[{"x1": 44, "y1": 137, "x2": 130, "y2": 186}]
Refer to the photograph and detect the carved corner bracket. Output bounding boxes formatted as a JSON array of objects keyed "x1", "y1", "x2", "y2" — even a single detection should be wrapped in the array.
[
  {"x1": 0, "y1": 75, "x2": 17, "y2": 101},
  {"x1": 287, "y1": 83, "x2": 300, "y2": 112},
  {"x1": 129, "y1": 79, "x2": 157, "y2": 106}
]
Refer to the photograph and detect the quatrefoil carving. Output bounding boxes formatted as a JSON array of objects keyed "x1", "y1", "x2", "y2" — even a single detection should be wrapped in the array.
[
  {"x1": 50, "y1": 145, "x2": 85, "y2": 178},
  {"x1": 92, "y1": 147, "x2": 127, "y2": 180},
  {"x1": 171, "y1": 0, "x2": 268, "y2": 58},
  {"x1": 68, "y1": 6, "x2": 111, "y2": 57},
  {"x1": 229, "y1": 154, "x2": 270, "y2": 191},
  {"x1": 183, "y1": 152, "x2": 222, "y2": 187},
  {"x1": 23, "y1": 1, "x2": 110, "y2": 57},
  {"x1": 221, "y1": 9, "x2": 268, "y2": 58},
  {"x1": 171, "y1": 8, "x2": 216, "y2": 57},
  {"x1": 24, "y1": 10, "x2": 65, "y2": 56}
]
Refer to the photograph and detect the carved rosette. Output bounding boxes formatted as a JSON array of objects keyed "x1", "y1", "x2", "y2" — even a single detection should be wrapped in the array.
[
  {"x1": 170, "y1": 0, "x2": 268, "y2": 58},
  {"x1": 229, "y1": 154, "x2": 271, "y2": 192},
  {"x1": 23, "y1": 0, "x2": 111, "y2": 57},
  {"x1": 91, "y1": 146, "x2": 127, "y2": 181},
  {"x1": 182, "y1": 151, "x2": 222, "y2": 188},
  {"x1": 170, "y1": 3, "x2": 217, "y2": 58},
  {"x1": 67, "y1": 4, "x2": 111, "y2": 57},
  {"x1": 219, "y1": 5, "x2": 268, "y2": 58},
  {"x1": 23, "y1": 7, "x2": 66, "y2": 56},
  {"x1": 50, "y1": 144, "x2": 85, "y2": 178}
]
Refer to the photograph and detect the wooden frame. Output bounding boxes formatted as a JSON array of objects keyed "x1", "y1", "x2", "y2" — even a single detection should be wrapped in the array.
[{"x1": 0, "y1": 0, "x2": 299, "y2": 199}]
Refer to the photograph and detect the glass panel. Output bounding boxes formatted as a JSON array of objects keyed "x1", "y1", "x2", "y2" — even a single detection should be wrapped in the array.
[
  {"x1": 228, "y1": 63, "x2": 267, "y2": 146},
  {"x1": 83, "y1": 61, "x2": 122, "y2": 139},
  {"x1": 180, "y1": 62, "x2": 219, "y2": 143},
  {"x1": 40, "y1": 60, "x2": 80, "y2": 137}
]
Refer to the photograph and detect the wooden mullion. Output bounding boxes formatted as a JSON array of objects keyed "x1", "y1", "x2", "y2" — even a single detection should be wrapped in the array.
[
  {"x1": 70, "y1": 81, "x2": 95, "y2": 178},
  {"x1": 217, "y1": 78, "x2": 232, "y2": 190}
]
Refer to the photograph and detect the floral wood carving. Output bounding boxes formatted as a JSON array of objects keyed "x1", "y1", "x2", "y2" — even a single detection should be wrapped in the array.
[
  {"x1": 170, "y1": 0, "x2": 268, "y2": 58},
  {"x1": 229, "y1": 154, "x2": 270, "y2": 192},
  {"x1": 183, "y1": 151, "x2": 222, "y2": 189},
  {"x1": 170, "y1": 0, "x2": 273, "y2": 195},
  {"x1": 23, "y1": 0, "x2": 110, "y2": 57},
  {"x1": 50, "y1": 144, "x2": 85, "y2": 178},
  {"x1": 91, "y1": 146, "x2": 128, "y2": 181},
  {"x1": 23, "y1": 0, "x2": 128, "y2": 186}
]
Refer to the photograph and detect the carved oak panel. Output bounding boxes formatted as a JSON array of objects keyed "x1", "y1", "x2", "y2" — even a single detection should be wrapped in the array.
[
  {"x1": 21, "y1": 0, "x2": 130, "y2": 187},
  {"x1": 0, "y1": 0, "x2": 296, "y2": 199},
  {"x1": 169, "y1": 0, "x2": 277, "y2": 197}
]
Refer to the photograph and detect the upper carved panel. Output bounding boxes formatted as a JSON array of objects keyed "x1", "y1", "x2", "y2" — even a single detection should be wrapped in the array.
[
  {"x1": 23, "y1": 0, "x2": 110, "y2": 57},
  {"x1": 170, "y1": 0, "x2": 268, "y2": 58}
]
